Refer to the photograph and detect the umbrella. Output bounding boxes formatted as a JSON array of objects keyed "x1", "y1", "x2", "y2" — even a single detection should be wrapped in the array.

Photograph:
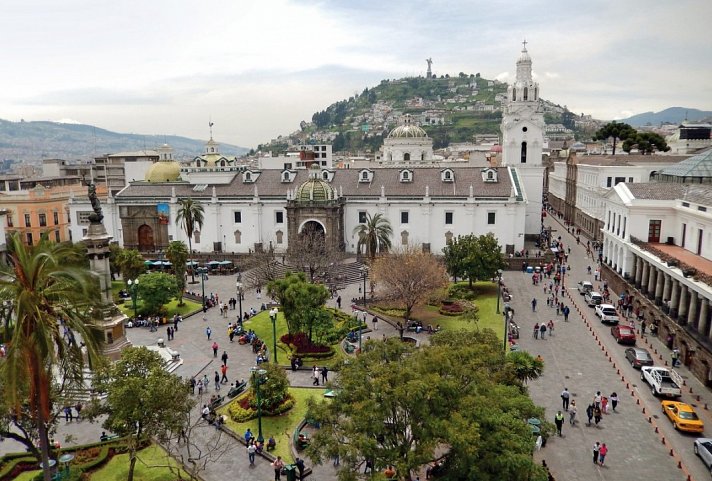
[
  {"x1": 529, "y1": 425, "x2": 541, "y2": 434},
  {"x1": 527, "y1": 417, "x2": 541, "y2": 426},
  {"x1": 152, "y1": 261, "x2": 164, "y2": 266},
  {"x1": 219, "y1": 260, "x2": 232, "y2": 265},
  {"x1": 161, "y1": 261, "x2": 172, "y2": 266},
  {"x1": 187, "y1": 260, "x2": 199, "y2": 266},
  {"x1": 144, "y1": 260, "x2": 153, "y2": 266}
]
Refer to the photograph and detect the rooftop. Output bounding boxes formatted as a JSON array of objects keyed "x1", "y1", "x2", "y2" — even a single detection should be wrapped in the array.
[
  {"x1": 626, "y1": 183, "x2": 712, "y2": 206},
  {"x1": 657, "y1": 148, "x2": 712, "y2": 178}
]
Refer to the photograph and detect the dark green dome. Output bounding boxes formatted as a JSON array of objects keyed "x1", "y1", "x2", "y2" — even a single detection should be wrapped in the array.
[{"x1": 295, "y1": 165, "x2": 337, "y2": 202}]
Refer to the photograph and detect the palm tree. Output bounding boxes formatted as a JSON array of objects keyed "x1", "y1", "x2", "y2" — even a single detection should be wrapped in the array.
[
  {"x1": 165, "y1": 240, "x2": 189, "y2": 305},
  {"x1": 0, "y1": 234, "x2": 103, "y2": 481},
  {"x1": 353, "y1": 213, "x2": 393, "y2": 263},
  {"x1": 175, "y1": 198, "x2": 205, "y2": 284}
]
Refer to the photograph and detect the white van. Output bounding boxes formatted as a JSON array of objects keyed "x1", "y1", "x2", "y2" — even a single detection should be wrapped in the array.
[{"x1": 585, "y1": 291, "x2": 603, "y2": 307}]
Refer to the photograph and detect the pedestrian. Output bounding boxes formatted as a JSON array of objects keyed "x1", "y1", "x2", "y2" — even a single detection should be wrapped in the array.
[
  {"x1": 336, "y1": 296, "x2": 342, "y2": 309},
  {"x1": 554, "y1": 411, "x2": 564, "y2": 436},
  {"x1": 197, "y1": 379, "x2": 204, "y2": 395},
  {"x1": 64, "y1": 406, "x2": 73, "y2": 422},
  {"x1": 539, "y1": 323, "x2": 547, "y2": 339},
  {"x1": 272, "y1": 456, "x2": 285, "y2": 481},
  {"x1": 312, "y1": 365, "x2": 320, "y2": 386},
  {"x1": 167, "y1": 326, "x2": 171, "y2": 341},
  {"x1": 563, "y1": 305, "x2": 570, "y2": 321},
  {"x1": 601, "y1": 396, "x2": 609, "y2": 414},
  {"x1": 594, "y1": 405, "x2": 602, "y2": 425},
  {"x1": 203, "y1": 373, "x2": 210, "y2": 392},
  {"x1": 569, "y1": 400, "x2": 577, "y2": 425},
  {"x1": 594, "y1": 391, "x2": 601, "y2": 408},
  {"x1": 372, "y1": 316, "x2": 378, "y2": 330},
  {"x1": 174, "y1": 315, "x2": 179, "y2": 331},
  {"x1": 547, "y1": 319, "x2": 554, "y2": 336},
  {"x1": 212, "y1": 341, "x2": 219, "y2": 357},
  {"x1": 206, "y1": 326, "x2": 212, "y2": 340},
  {"x1": 247, "y1": 441, "x2": 256, "y2": 465},
  {"x1": 593, "y1": 441, "x2": 600, "y2": 465},
  {"x1": 586, "y1": 403, "x2": 594, "y2": 426},
  {"x1": 244, "y1": 428, "x2": 253, "y2": 443},
  {"x1": 221, "y1": 363, "x2": 229, "y2": 384},
  {"x1": 190, "y1": 377, "x2": 196, "y2": 394},
  {"x1": 295, "y1": 457, "x2": 305, "y2": 481},
  {"x1": 561, "y1": 387, "x2": 570, "y2": 411},
  {"x1": 671, "y1": 348, "x2": 680, "y2": 368},
  {"x1": 533, "y1": 323, "x2": 539, "y2": 339},
  {"x1": 610, "y1": 392, "x2": 618, "y2": 411},
  {"x1": 214, "y1": 371, "x2": 221, "y2": 391},
  {"x1": 221, "y1": 350, "x2": 229, "y2": 365},
  {"x1": 640, "y1": 320, "x2": 646, "y2": 336},
  {"x1": 599, "y1": 443, "x2": 608, "y2": 466},
  {"x1": 531, "y1": 298, "x2": 537, "y2": 312},
  {"x1": 321, "y1": 366, "x2": 329, "y2": 384}
]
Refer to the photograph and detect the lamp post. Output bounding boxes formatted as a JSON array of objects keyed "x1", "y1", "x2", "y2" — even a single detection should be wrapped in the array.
[
  {"x1": 269, "y1": 308, "x2": 278, "y2": 364},
  {"x1": 127, "y1": 278, "x2": 139, "y2": 319},
  {"x1": 236, "y1": 276, "x2": 243, "y2": 322},
  {"x1": 250, "y1": 367, "x2": 267, "y2": 444},
  {"x1": 197, "y1": 267, "x2": 208, "y2": 310},
  {"x1": 496, "y1": 269, "x2": 506, "y2": 352},
  {"x1": 359, "y1": 266, "x2": 369, "y2": 353}
]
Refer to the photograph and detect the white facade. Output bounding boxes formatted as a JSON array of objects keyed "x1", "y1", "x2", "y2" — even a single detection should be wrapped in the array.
[
  {"x1": 378, "y1": 114, "x2": 435, "y2": 165},
  {"x1": 258, "y1": 145, "x2": 333, "y2": 170},
  {"x1": 501, "y1": 43, "x2": 545, "y2": 236}
]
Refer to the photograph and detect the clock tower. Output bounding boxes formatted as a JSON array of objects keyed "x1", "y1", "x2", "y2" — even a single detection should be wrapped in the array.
[{"x1": 501, "y1": 41, "x2": 545, "y2": 237}]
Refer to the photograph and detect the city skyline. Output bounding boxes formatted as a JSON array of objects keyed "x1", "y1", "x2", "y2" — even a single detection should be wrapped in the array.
[{"x1": 1, "y1": 0, "x2": 711, "y2": 148}]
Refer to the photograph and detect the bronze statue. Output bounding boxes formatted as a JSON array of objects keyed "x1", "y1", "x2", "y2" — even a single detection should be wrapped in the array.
[{"x1": 85, "y1": 180, "x2": 104, "y2": 224}]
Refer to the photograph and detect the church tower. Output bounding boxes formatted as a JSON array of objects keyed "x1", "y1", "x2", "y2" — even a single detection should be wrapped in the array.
[{"x1": 501, "y1": 41, "x2": 545, "y2": 237}]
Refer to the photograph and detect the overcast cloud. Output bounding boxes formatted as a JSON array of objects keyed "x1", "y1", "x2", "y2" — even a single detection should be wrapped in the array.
[{"x1": 1, "y1": 0, "x2": 710, "y2": 148}]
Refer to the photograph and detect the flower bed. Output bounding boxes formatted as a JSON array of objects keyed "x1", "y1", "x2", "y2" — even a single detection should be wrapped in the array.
[
  {"x1": 227, "y1": 391, "x2": 296, "y2": 423},
  {"x1": 439, "y1": 300, "x2": 465, "y2": 316},
  {"x1": 281, "y1": 332, "x2": 334, "y2": 356}
]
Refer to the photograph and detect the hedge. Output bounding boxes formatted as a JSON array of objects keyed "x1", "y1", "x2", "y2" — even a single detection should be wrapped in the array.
[{"x1": 227, "y1": 393, "x2": 295, "y2": 423}]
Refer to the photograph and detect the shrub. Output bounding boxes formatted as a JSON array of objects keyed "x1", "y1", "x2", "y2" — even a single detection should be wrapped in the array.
[
  {"x1": 439, "y1": 301, "x2": 465, "y2": 316},
  {"x1": 281, "y1": 332, "x2": 331, "y2": 354},
  {"x1": 227, "y1": 393, "x2": 296, "y2": 423},
  {"x1": 448, "y1": 284, "x2": 478, "y2": 301}
]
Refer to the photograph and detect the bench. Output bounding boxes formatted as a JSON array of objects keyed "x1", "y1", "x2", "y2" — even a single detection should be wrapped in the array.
[
  {"x1": 100, "y1": 434, "x2": 120, "y2": 442},
  {"x1": 209, "y1": 395, "x2": 225, "y2": 411},
  {"x1": 342, "y1": 340, "x2": 355, "y2": 354},
  {"x1": 227, "y1": 381, "x2": 247, "y2": 399},
  {"x1": 166, "y1": 348, "x2": 180, "y2": 361}
]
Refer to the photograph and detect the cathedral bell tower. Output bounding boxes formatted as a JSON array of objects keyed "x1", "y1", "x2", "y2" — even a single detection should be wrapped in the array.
[{"x1": 501, "y1": 41, "x2": 545, "y2": 237}]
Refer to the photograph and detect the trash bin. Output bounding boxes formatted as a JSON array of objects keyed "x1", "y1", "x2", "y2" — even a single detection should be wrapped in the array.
[
  {"x1": 283, "y1": 464, "x2": 297, "y2": 481},
  {"x1": 526, "y1": 266, "x2": 534, "y2": 274}
]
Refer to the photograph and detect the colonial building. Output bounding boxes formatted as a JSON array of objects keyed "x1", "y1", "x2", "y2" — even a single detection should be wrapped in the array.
[
  {"x1": 601, "y1": 149, "x2": 712, "y2": 387},
  {"x1": 377, "y1": 114, "x2": 435, "y2": 165}
]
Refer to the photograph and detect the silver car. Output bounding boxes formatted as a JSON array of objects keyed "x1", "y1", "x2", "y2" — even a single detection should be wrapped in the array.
[{"x1": 694, "y1": 438, "x2": 712, "y2": 474}]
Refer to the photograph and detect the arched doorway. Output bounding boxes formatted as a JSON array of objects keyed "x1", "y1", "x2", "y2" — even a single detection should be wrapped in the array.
[
  {"x1": 300, "y1": 220, "x2": 325, "y2": 237},
  {"x1": 138, "y1": 224, "x2": 154, "y2": 251}
]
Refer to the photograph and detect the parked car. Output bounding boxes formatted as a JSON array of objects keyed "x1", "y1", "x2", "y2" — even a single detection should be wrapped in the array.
[
  {"x1": 624, "y1": 347, "x2": 654, "y2": 369},
  {"x1": 595, "y1": 304, "x2": 619, "y2": 324},
  {"x1": 611, "y1": 325, "x2": 636, "y2": 344},
  {"x1": 641, "y1": 366, "x2": 683, "y2": 398},
  {"x1": 577, "y1": 281, "x2": 593, "y2": 295},
  {"x1": 662, "y1": 401, "x2": 704, "y2": 433},
  {"x1": 694, "y1": 438, "x2": 712, "y2": 474},
  {"x1": 585, "y1": 291, "x2": 603, "y2": 306}
]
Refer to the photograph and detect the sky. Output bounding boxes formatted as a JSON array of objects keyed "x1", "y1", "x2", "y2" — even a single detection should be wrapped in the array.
[{"x1": 1, "y1": 0, "x2": 711, "y2": 149}]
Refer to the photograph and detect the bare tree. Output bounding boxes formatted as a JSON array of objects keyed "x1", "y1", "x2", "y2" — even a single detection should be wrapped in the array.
[
  {"x1": 286, "y1": 229, "x2": 343, "y2": 283},
  {"x1": 243, "y1": 249, "x2": 282, "y2": 291},
  {"x1": 372, "y1": 246, "x2": 449, "y2": 320}
]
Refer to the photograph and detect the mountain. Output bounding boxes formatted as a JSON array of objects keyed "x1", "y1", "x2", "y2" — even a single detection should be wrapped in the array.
[
  {"x1": 0, "y1": 119, "x2": 248, "y2": 163},
  {"x1": 621, "y1": 107, "x2": 712, "y2": 127},
  {"x1": 258, "y1": 73, "x2": 582, "y2": 153}
]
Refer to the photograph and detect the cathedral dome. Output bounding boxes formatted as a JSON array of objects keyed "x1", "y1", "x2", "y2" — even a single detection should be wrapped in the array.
[
  {"x1": 295, "y1": 165, "x2": 337, "y2": 202},
  {"x1": 145, "y1": 161, "x2": 181, "y2": 182},
  {"x1": 387, "y1": 114, "x2": 428, "y2": 139}
]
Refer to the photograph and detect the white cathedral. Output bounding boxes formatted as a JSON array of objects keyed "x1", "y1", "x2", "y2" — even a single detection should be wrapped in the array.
[{"x1": 69, "y1": 44, "x2": 545, "y2": 256}]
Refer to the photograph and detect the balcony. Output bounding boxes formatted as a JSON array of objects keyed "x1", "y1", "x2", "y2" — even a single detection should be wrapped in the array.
[{"x1": 631, "y1": 237, "x2": 712, "y2": 288}]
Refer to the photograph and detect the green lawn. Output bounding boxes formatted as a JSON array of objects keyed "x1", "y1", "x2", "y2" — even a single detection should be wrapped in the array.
[
  {"x1": 117, "y1": 298, "x2": 202, "y2": 319},
  {"x1": 13, "y1": 444, "x2": 185, "y2": 481},
  {"x1": 218, "y1": 387, "x2": 327, "y2": 463},
  {"x1": 243, "y1": 311, "x2": 290, "y2": 364}
]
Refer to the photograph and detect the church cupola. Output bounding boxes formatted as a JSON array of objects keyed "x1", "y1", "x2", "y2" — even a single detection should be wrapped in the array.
[{"x1": 508, "y1": 40, "x2": 539, "y2": 103}]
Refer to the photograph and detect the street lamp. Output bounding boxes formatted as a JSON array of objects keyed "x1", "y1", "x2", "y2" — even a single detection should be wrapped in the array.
[
  {"x1": 197, "y1": 267, "x2": 208, "y2": 310},
  {"x1": 250, "y1": 367, "x2": 268, "y2": 444},
  {"x1": 127, "y1": 278, "x2": 139, "y2": 319},
  {"x1": 236, "y1": 277, "x2": 244, "y2": 323},
  {"x1": 495, "y1": 269, "x2": 507, "y2": 352},
  {"x1": 269, "y1": 308, "x2": 278, "y2": 364},
  {"x1": 359, "y1": 266, "x2": 368, "y2": 353}
]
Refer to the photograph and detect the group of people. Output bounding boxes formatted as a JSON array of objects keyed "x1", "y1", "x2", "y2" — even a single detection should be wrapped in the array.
[
  {"x1": 63, "y1": 402, "x2": 83, "y2": 422},
  {"x1": 532, "y1": 320, "x2": 555, "y2": 339}
]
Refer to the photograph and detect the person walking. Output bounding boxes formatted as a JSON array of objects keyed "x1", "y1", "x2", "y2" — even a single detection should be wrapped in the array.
[
  {"x1": 206, "y1": 326, "x2": 212, "y2": 340},
  {"x1": 203, "y1": 374, "x2": 210, "y2": 392},
  {"x1": 312, "y1": 365, "x2": 320, "y2": 386},
  {"x1": 561, "y1": 387, "x2": 570, "y2": 411},
  {"x1": 214, "y1": 371, "x2": 221, "y2": 391},
  {"x1": 295, "y1": 457, "x2": 305, "y2": 481},
  {"x1": 594, "y1": 391, "x2": 602, "y2": 409},
  {"x1": 563, "y1": 305, "x2": 570, "y2": 322},
  {"x1": 220, "y1": 363, "x2": 229, "y2": 384},
  {"x1": 247, "y1": 441, "x2": 257, "y2": 465},
  {"x1": 610, "y1": 392, "x2": 618, "y2": 411},
  {"x1": 272, "y1": 456, "x2": 285, "y2": 481},
  {"x1": 539, "y1": 323, "x2": 547, "y2": 340},
  {"x1": 321, "y1": 366, "x2": 329, "y2": 384},
  {"x1": 212, "y1": 341, "x2": 219, "y2": 357},
  {"x1": 190, "y1": 377, "x2": 196, "y2": 395},
  {"x1": 531, "y1": 298, "x2": 538, "y2": 312},
  {"x1": 372, "y1": 316, "x2": 378, "y2": 331},
  {"x1": 671, "y1": 348, "x2": 680, "y2": 368},
  {"x1": 569, "y1": 400, "x2": 577, "y2": 425},
  {"x1": 533, "y1": 323, "x2": 539, "y2": 339},
  {"x1": 586, "y1": 403, "x2": 595, "y2": 426},
  {"x1": 554, "y1": 411, "x2": 564, "y2": 436},
  {"x1": 197, "y1": 379, "x2": 204, "y2": 395},
  {"x1": 221, "y1": 350, "x2": 229, "y2": 365},
  {"x1": 594, "y1": 405, "x2": 602, "y2": 426},
  {"x1": 547, "y1": 319, "x2": 554, "y2": 336},
  {"x1": 593, "y1": 441, "x2": 601, "y2": 465},
  {"x1": 598, "y1": 443, "x2": 608, "y2": 466}
]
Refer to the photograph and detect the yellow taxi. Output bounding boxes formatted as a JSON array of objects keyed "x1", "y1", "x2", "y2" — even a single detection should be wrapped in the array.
[{"x1": 662, "y1": 401, "x2": 704, "y2": 433}]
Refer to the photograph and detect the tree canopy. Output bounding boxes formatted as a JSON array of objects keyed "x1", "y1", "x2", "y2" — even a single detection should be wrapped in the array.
[
  {"x1": 622, "y1": 131, "x2": 670, "y2": 154},
  {"x1": 136, "y1": 272, "x2": 179, "y2": 315},
  {"x1": 176, "y1": 198, "x2": 204, "y2": 284},
  {"x1": 442, "y1": 233, "x2": 507, "y2": 287},
  {"x1": 267, "y1": 272, "x2": 330, "y2": 335},
  {"x1": 353, "y1": 213, "x2": 393, "y2": 262},
  {"x1": 165, "y1": 241, "x2": 189, "y2": 304},
  {"x1": 372, "y1": 247, "x2": 448, "y2": 319},
  {"x1": 305, "y1": 330, "x2": 548, "y2": 481},
  {"x1": 593, "y1": 121, "x2": 637, "y2": 155},
  {"x1": 115, "y1": 247, "x2": 146, "y2": 285}
]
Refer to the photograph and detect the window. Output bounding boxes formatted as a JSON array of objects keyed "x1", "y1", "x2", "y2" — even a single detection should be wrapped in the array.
[
  {"x1": 39, "y1": 213, "x2": 47, "y2": 227},
  {"x1": 628, "y1": 177, "x2": 633, "y2": 182},
  {"x1": 403, "y1": 153, "x2": 411, "y2": 162},
  {"x1": 358, "y1": 211, "x2": 367, "y2": 223},
  {"x1": 647, "y1": 220, "x2": 661, "y2": 243},
  {"x1": 362, "y1": 171, "x2": 368, "y2": 180},
  {"x1": 699, "y1": 206, "x2": 707, "y2": 212},
  {"x1": 520, "y1": 142, "x2": 527, "y2": 163},
  {"x1": 487, "y1": 212, "x2": 496, "y2": 225},
  {"x1": 523, "y1": 87, "x2": 528, "y2": 100},
  {"x1": 24, "y1": 213, "x2": 31, "y2": 227},
  {"x1": 614, "y1": 177, "x2": 625, "y2": 185},
  {"x1": 445, "y1": 171, "x2": 451, "y2": 180},
  {"x1": 54, "y1": 230, "x2": 60, "y2": 242},
  {"x1": 682, "y1": 223, "x2": 687, "y2": 247},
  {"x1": 445, "y1": 212, "x2": 453, "y2": 225},
  {"x1": 77, "y1": 211, "x2": 92, "y2": 225},
  {"x1": 275, "y1": 211, "x2": 284, "y2": 224},
  {"x1": 234, "y1": 211, "x2": 242, "y2": 223},
  {"x1": 400, "y1": 211, "x2": 409, "y2": 224},
  {"x1": 606, "y1": 177, "x2": 612, "y2": 188},
  {"x1": 7, "y1": 215, "x2": 13, "y2": 228},
  {"x1": 26, "y1": 233, "x2": 33, "y2": 245},
  {"x1": 53, "y1": 211, "x2": 59, "y2": 225},
  {"x1": 682, "y1": 202, "x2": 690, "y2": 207}
]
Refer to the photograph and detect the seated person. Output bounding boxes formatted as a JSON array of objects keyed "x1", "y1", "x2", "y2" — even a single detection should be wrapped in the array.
[
  {"x1": 100, "y1": 431, "x2": 109, "y2": 442},
  {"x1": 267, "y1": 435, "x2": 276, "y2": 450},
  {"x1": 255, "y1": 439, "x2": 264, "y2": 453},
  {"x1": 244, "y1": 428, "x2": 254, "y2": 443},
  {"x1": 384, "y1": 465, "x2": 396, "y2": 479},
  {"x1": 297, "y1": 433, "x2": 309, "y2": 448}
]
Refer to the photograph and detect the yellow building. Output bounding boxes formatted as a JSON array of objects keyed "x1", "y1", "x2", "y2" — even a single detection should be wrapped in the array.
[{"x1": 0, "y1": 175, "x2": 107, "y2": 245}]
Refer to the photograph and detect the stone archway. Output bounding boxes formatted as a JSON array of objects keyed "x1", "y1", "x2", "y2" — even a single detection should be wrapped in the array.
[
  {"x1": 137, "y1": 224, "x2": 154, "y2": 251},
  {"x1": 299, "y1": 219, "x2": 326, "y2": 236}
]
